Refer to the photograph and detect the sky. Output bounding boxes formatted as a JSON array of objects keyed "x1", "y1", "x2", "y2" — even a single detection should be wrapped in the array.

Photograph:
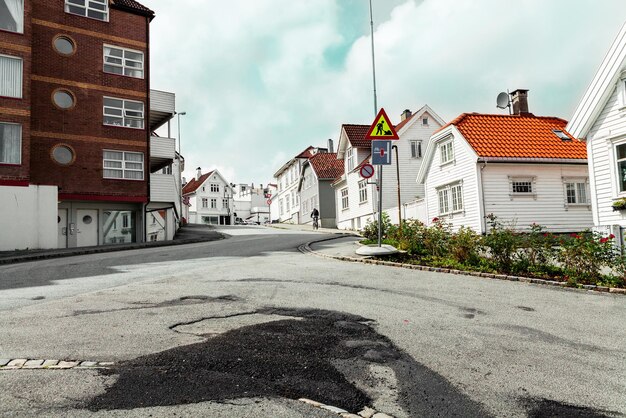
[{"x1": 147, "y1": 0, "x2": 626, "y2": 185}]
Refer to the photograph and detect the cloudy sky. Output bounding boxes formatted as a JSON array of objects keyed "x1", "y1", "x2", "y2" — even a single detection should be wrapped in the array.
[{"x1": 147, "y1": 0, "x2": 626, "y2": 185}]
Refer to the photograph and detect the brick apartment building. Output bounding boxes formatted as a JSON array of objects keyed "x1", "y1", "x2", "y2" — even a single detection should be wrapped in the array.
[{"x1": 0, "y1": 0, "x2": 158, "y2": 250}]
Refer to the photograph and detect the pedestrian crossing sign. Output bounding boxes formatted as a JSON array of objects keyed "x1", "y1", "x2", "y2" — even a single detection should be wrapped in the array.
[{"x1": 365, "y1": 108, "x2": 399, "y2": 140}]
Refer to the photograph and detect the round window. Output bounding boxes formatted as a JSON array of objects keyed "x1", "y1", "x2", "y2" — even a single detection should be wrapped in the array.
[
  {"x1": 51, "y1": 144, "x2": 75, "y2": 166},
  {"x1": 82, "y1": 215, "x2": 93, "y2": 225},
  {"x1": 53, "y1": 90, "x2": 75, "y2": 109},
  {"x1": 53, "y1": 36, "x2": 75, "y2": 55}
]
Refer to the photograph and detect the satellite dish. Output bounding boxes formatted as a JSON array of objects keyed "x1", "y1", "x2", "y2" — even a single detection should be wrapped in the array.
[{"x1": 496, "y1": 92, "x2": 510, "y2": 109}]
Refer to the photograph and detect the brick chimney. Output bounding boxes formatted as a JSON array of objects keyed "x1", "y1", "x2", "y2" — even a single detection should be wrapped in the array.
[
  {"x1": 511, "y1": 89, "x2": 530, "y2": 115},
  {"x1": 196, "y1": 167, "x2": 202, "y2": 181},
  {"x1": 401, "y1": 109, "x2": 412, "y2": 121}
]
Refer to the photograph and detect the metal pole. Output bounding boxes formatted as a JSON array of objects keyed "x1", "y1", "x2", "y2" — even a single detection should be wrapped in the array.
[
  {"x1": 369, "y1": 0, "x2": 382, "y2": 247},
  {"x1": 393, "y1": 145, "x2": 401, "y2": 231},
  {"x1": 369, "y1": 0, "x2": 378, "y2": 114},
  {"x1": 177, "y1": 111, "x2": 186, "y2": 154}
]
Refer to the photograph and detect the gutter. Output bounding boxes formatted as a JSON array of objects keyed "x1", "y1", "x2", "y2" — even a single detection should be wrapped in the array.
[{"x1": 477, "y1": 157, "x2": 588, "y2": 164}]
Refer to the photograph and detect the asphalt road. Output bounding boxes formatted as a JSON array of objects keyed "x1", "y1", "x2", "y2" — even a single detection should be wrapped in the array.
[{"x1": 0, "y1": 225, "x2": 624, "y2": 417}]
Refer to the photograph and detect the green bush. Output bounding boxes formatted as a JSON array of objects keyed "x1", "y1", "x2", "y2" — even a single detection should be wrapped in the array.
[
  {"x1": 449, "y1": 226, "x2": 482, "y2": 266},
  {"x1": 392, "y1": 219, "x2": 428, "y2": 256},
  {"x1": 557, "y1": 231, "x2": 616, "y2": 285},
  {"x1": 423, "y1": 218, "x2": 451, "y2": 258},
  {"x1": 481, "y1": 214, "x2": 521, "y2": 273},
  {"x1": 362, "y1": 213, "x2": 393, "y2": 241}
]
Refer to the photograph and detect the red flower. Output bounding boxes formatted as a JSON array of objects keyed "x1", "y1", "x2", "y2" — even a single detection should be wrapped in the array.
[
  {"x1": 432, "y1": 217, "x2": 439, "y2": 223},
  {"x1": 600, "y1": 237, "x2": 609, "y2": 244},
  {"x1": 609, "y1": 234, "x2": 616, "y2": 239},
  {"x1": 543, "y1": 233, "x2": 549, "y2": 237},
  {"x1": 570, "y1": 233, "x2": 578, "y2": 238}
]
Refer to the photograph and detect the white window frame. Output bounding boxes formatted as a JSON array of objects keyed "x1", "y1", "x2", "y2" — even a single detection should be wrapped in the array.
[
  {"x1": 103, "y1": 97, "x2": 145, "y2": 129},
  {"x1": 103, "y1": 44, "x2": 144, "y2": 79},
  {"x1": 410, "y1": 140, "x2": 422, "y2": 158},
  {"x1": 358, "y1": 180, "x2": 368, "y2": 204},
  {"x1": 347, "y1": 147, "x2": 354, "y2": 171},
  {"x1": 210, "y1": 183, "x2": 219, "y2": 193},
  {"x1": 618, "y1": 74, "x2": 626, "y2": 109},
  {"x1": 341, "y1": 188, "x2": 349, "y2": 210},
  {"x1": 440, "y1": 140, "x2": 454, "y2": 165},
  {"x1": 508, "y1": 176, "x2": 537, "y2": 199},
  {"x1": 422, "y1": 117, "x2": 429, "y2": 126},
  {"x1": 615, "y1": 142, "x2": 626, "y2": 194},
  {"x1": 210, "y1": 198, "x2": 217, "y2": 209},
  {"x1": 64, "y1": 0, "x2": 109, "y2": 21},
  {"x1": 562, "y1": 177, "x2": 590, "y2": 207},
  {"x1": 437, "y1": 182, "x2": 463, "y2": 216},
  {"x1": 222, "y1": 198, "x2": 229, "y2": 208},
  {"x1": 102, "y1": 150, "x2": 144, "y2": 181},
  {"x1": 0, "y1": 122, "x2": 21, "y2": 165},
  {"x1": 202, "y1": 198, "x2": 208, "y2": 208},
  {"x1": 279, "y1": 199, "x2": 284, "y2": 215},
  {"x1": 0, "y1": 54, "x2": 23, "y2": 99},
  {"x1": 0, "y1": 0, "x2": 24, "y2": 33}
]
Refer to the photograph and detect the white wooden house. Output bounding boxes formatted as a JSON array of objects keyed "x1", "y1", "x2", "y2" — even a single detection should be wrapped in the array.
[
  {"x1": 333, "y1": 105, "x2": 445, "y2": 230},
  {"x1": 417, "y1": 90, "x2": 592, "y2": 233},
  {"x1": 182, "y1": 168, "x2": 234, "y2": 225},
  {"x1": 567, "y1": 21, "x2": 626, "y2": 241}
]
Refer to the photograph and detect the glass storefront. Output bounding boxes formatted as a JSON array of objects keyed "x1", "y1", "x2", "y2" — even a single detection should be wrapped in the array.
[{"x1": 103, "y1": 210, "x2": 136, "y2": 244}]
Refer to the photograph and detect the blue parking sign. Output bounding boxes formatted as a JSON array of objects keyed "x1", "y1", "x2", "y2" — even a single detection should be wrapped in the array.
[{"x1": 371, "y1": 140, "x2": 392, "y2": 165}]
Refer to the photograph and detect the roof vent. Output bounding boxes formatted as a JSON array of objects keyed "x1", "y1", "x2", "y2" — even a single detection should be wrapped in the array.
[{"x1": 553, "y1": 129, "x2": 572, "y2": 141}]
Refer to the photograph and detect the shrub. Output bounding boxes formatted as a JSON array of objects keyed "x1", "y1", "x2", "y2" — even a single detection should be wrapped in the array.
[
  {"x1": 481, "y1": 214, "x2": 521, "y2": 273},
  {"x1": 449, "y1": 226, "x2": 482, "y2": 266},
  {"x1": 423, "y1": 218, "x2": 451, "y2": 258},
  {"x1": 362, "y1": 212, "x2": 393, "y2": 241},
  {"x1": 556, "y1": 231, "x2": 616, "y2": 284},
  {"x1": 392, "y1": 219, "x2": 427, "y2": 256}
]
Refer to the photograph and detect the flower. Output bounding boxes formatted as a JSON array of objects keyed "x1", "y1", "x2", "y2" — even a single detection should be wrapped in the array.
[
  {"x1": 609, "y1": 234, "x2": 616, "y2": 239},
  {"x1": 570, "y1": 233, "x2": 578, "y2": 238},
  {"x1": 600, "y1": 237, "x2": 609, "y2": 244},
  {"x1": 432, "y1": 217, "x2": 439, "y2": 223}
]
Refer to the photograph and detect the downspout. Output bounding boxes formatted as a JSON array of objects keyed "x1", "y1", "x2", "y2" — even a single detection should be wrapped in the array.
[
  {"x1": 478, "y1": 161, "x2": 487, "y2": 234},
  {"x1": 143, "y1": 15, "x2": 151, "y2": 243}
]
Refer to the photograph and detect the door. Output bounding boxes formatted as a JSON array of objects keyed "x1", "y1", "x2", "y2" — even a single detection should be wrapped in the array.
[
  {"x1": 57, "y1": 209, "x2": 68, "y2": 248},
  {"x1": 76, "y1": 209, "x2": 98, "y2": 247}
]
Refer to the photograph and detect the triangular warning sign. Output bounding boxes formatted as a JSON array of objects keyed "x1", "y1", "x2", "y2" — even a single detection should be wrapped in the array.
[{"x1": 365, "y1": 108, "x2": 399, "y2": 140}]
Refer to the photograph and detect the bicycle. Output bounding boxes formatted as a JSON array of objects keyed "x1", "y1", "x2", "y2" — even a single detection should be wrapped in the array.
[{"x1": 312, "y1": 217, "x2": 319, "y2": 230}]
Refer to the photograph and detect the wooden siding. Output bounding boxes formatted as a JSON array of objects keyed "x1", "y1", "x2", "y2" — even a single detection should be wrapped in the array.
[
  {"x1": 150, "y1": 136, "x2": 175, "y2": 160},
  {"x1": 482, "y1": 164, "x2": 592, "y2": 232},
  {"x1": 588, "y1": 84, "x2": 626, "y2": 227},
  {"x1": 150, "y1": 173, "x2": 176, "y2": 203},
  {"x1": 424, "y1": 133, "x2": 482, "y2": 232}
]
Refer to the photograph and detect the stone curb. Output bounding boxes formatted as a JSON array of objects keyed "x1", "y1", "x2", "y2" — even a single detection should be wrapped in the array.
[
  {"x1": 299, "y1": 239, "x2": 626, "y2": 296},
  {"x1": 0, "y1": 359, "x2": 114, "y2": 370},
  {"x1": 0, "y1": 234, "x2": 225, "y2": 266},
  {"x1": 298, "y1": 398, "x2": 394, "y2": 418}
]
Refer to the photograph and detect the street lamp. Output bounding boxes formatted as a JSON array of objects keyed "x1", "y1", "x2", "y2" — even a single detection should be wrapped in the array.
[{"x1": 177, "y1": 111, "x2": 186, "y2": 155}]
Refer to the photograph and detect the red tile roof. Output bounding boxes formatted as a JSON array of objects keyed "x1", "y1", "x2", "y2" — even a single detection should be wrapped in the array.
[
  {"x1": 309, "y1": 152, "x2": 344, "y2": 180},
  {"x1": 112, "y1": 0, "x2": 154, "y2": 16},
  {"x1": 394, "y1": 112, "x2": 416, "y2": 132},
  {"x1": 296, "y1": 146, "x2": 316, "y2": 159},
  {"x1": 443, "y1": 113, "x2": 587, "y2": 160},
  {"x1": 343, "y1": 124, "x2": 371, "y2": 148},
  {"x1": 182, "y1": 170, "x2": 215, "y2": 195}
]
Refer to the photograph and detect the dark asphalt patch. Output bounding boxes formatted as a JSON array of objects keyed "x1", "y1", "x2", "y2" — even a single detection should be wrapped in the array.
[
  {"x1": 86, "y1": 308, "x2": 489, "y2": 416},
  {"x1": 523, "y1": 397, "x2": 614, "y2": 417}
]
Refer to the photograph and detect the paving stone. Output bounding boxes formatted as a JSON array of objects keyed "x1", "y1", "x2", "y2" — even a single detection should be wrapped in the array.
[
  {"x1": 609, "y1": 287, "x2": 626, "y2": 294},
  {"x1": 42, "y1": 360, "x2": 59, "y2": 368},
  {"x1": 48, "y1": 361, "x2": 79, "y2": 369},
  {"x1": 6, "y1": 359, "x2": 27, "y2": 369},
  {"x1": 98, "y1": 361, "x2": 115, "y2": 367},
  {"x1": 372, "y1": 413, "x2": 395, "y2": 418},
  {"x1": 0, "y1": 359, "x2": 10, "y2": 367},
  {"x1": 341, "y1": 414, "x2": 363, "y2": 418},
  {"x1": 78, "y1": 361, "x2": 98, "y2": 367},
  {"x1": 595, "y1": 286, "x2": 609, "y2": 292},
  {"x1": 321, "y1": 405, "x2": 348, "y2": 414},
  {"x1": 358, "y1": 408, "x2": 377, "y2": 418},
  {"x1": 22, "y1": 359, "x2": 44, "y2": 368}
]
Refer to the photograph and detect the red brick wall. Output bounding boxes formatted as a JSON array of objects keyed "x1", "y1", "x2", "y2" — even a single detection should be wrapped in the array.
[
  {"x1": 0, "y1": 0, "x2": 32, "y2": 182},
  {"x1": 29, "y1": 0, "x2": 150, "y2": 198}
]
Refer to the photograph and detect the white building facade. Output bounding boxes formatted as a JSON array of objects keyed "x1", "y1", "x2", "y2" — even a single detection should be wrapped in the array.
[{"x1": 183, "y1": 169, "x2": 234, "y2": 225}]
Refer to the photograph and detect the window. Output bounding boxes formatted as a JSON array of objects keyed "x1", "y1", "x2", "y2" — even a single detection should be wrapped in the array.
[
  {"x1": 341, "y1": 188, "x2": 349, "y2": 210},
  {"x1": 347, "y1": 147, "x2": 354, "y2": 171},
  {"x1": 553, "y1": 129, "x2": 571, "y2": 141},
  {"x1": 285, "y1": 195, "x2": 290, "y2": 211},
  {"x1": 0, "y1": 0, "x2": 24, "y2": 33},
  {"x1": 51, "y1": 144, "x2": 75, "y2": 166},
  {"x1": 0, "y1": 122, "x2": 21, "y2": 164},
  {"x1": 53, "y1": 36, "x2": 76, "y2": 56},
  {"x1": 509, "y1": 177, "x2": 535, "y2": 195},
  {"x1": 0, "y1": 55, "x2": 22, "y2": 99},
  {"x1": 161, "y1": 165, "x2": 172, "y2": 175},
  {"x1": 53, "y1": 89, "x2": 75, "y2": 109},
  {"x1": 210, "y1": 183, "x2": 219, "y2": 192},
  {"x1": 410, "y1": 140, "x2": 422, "y2": 158},
  {"x1": 616, "y1": 143, "x2": 626, "y2": 192},
  {"x1": 222, "y1": 198, "x2": 229, "y2": 208},
  {"x1": 202, "y1": 198, "x2": 208, "y2": 208},
  {"x1": 358, "y1": 180, "x2": 368, "y2": 203},
  {"x1": 104, "y1": 45, "x2": 144, "y2": 78},
  {"x1": 65, "y1": 0, "x2": 108, "y2": 21},
  {"x1": 103, "y1": 97, "x2": 144, "y2": 129},
  {"x1": 440, "y1": 140, "x2": 454, "y2": 164},
  {"x1": 210, "y1": 198, "x2": 217, "y2": 209},
  {"x1": 422, "y1": 117, "x2": 429, "y2": 126},
  {"x1": 103, "y1": 150, "x2": 144, "y2": 180},
  {"x1": 279, "y1": 199, "x2": 284, "y2": 215},
  {"x1": 437, "y1": 183, "x2": 463, "y2": 215},
  {"x1": 565, "y1": 181, "x2": 588, "y2": 205}
]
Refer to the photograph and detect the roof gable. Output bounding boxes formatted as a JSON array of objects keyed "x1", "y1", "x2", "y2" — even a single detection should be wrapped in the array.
[
  {"x1": 567, "y1": 21, "x2": 626, "y2": 139},
  {"x1": 395, "y1": 104, "x2": 446, "y2": 134}
]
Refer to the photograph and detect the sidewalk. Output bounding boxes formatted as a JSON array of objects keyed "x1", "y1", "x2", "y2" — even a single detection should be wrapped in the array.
[
  {"x1": 0, "y1": 224, "x2": 223, "y2": 265},
  {"x1": 268, "y1": 223, "x2": 361, "y2": 236}
]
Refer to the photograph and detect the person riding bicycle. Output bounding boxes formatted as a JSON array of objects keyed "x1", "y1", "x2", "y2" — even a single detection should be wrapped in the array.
[{"x1": 310, "y1": 208, "x2": 320, "y2": 229}]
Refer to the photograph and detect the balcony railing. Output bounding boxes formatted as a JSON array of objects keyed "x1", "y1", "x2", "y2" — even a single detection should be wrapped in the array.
[{"x1": 150, "y1": 136, "x2": 175, "y2": 172}]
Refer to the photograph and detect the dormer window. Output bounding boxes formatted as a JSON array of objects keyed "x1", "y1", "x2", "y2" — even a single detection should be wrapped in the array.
[{"x1": 65, "y1": 0, "x2": 109, "y2": 22}]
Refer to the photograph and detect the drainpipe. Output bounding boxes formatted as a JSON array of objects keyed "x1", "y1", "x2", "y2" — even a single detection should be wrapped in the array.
[
  {"x1": 392, "y1": 145, "x2": 402, "y2": 231},
  {"x1": 479, "y1": 161, "x2": 488, "y2": 234}
]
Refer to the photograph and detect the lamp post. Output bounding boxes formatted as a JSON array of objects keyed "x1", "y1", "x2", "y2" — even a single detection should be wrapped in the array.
[{"x1": 177, "y1": 111, "x2": 186, "y2": 154}]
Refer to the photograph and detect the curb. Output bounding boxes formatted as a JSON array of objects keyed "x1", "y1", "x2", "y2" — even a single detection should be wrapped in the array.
[
  {"x1": 0, "y1": 234, "x2": 225, "y2": 266},
  {"x1": 298, "y1": 398, "x2": 394, "y2": 418},
  {"x1": 300, "y1": 238, "x2": 626, "y2": 296},
  {"x1": 0, "y1": 358, "x2": 114, "y2": 370}
]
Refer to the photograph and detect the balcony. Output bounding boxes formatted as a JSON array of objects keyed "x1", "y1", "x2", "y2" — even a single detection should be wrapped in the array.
[
  {"x1": 150, "y1": 173, "x2": 177, "y2": 204},
  {"x1": 150, "y1": 89, "x2": 175, "y2": 132},
  {"x1": 150, "y1": 136, "x2": 175, "y2": 172}
]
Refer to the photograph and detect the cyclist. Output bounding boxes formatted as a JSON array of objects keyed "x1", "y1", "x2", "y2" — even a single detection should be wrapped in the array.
[{"x1": 310, "y1": 208, "x2": 320, "y2": 230}]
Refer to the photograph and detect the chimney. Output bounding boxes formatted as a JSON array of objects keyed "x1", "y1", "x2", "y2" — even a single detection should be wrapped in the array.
[
  {"x1": 196, "y1": 167, "x2": 202, "y2": 181},
  {"x1": 401, "y1": 109, "x2": 412, "y2": 121},
  {"x1": 182, "y1": 177, "x2": 187, "y2": 186},
  {"x1": 327, "y1": 138, "x2": 334, "y2": 153},
  {"x1": 511, "y1": 89, "x2": 530, "y2": 115}
]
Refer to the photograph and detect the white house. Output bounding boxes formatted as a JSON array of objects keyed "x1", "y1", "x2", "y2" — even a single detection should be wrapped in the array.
[
  {"x1": 567, "y1": 21, "x2": 626, "y2": 242},
  {"x1": 273, "y1": 145, "x2": 328, "y2": 223},
  {"x1": 182, "y1": 168, "x2": 234, "y2": 225},
  {"x1": 233, "y1": 183, "x2": 273, "y2": 224},
  {"x1": 417, "y1": 90, "x2": 592, "y2": 233},
  {"x1": 333, "y1": 105, "x2": 445, "y2": 230}
]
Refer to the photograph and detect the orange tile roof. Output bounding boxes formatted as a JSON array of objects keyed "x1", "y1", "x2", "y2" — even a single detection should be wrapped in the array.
[
  {"x1": 442, "y1": 113, "x2": 587, "y2": 160},
  {"x1": 343, "y1": 124, "x2": 371, "y2": 148},
  {"x1": 394, "y1": 112, "x2": 416, "y2": 132},
  {"x1": 308, "y1": 152, "x2": 344, "y2": 180},
  {"x1": 182, "y1": 170, "x2": 215, "y2": 195},
  {"x1": 296, "y1": 146, "x2": 316, "y2": 159}
]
